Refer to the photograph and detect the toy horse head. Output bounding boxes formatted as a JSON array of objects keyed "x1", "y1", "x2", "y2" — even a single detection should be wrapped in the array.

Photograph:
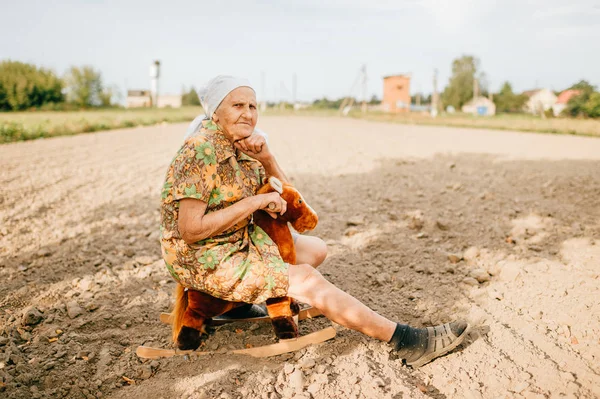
[{"x1": 257, "y1": 177, "x2": 318, "y2": 233}]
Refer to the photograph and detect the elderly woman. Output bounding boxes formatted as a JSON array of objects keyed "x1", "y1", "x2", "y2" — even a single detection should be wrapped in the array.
[{"x1": 160, "y1": 76, "x2": 469, "y2": 367}]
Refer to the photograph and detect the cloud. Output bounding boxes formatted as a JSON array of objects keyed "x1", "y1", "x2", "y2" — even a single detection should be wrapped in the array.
[
  {"x1": 417, "y1": 0, "x2": 498, "y2": 32},
  {"x1": 532, "y1": 3, "x2": 600, "y2": 19}
]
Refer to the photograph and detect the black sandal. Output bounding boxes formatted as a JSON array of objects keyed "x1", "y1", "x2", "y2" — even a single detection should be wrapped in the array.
[
  {"x1": 405, "y1": 321, "x2": 470, "y2": 368},
  {"x1": 214, "y1": 303, "x2": 267, "y2": 320}
]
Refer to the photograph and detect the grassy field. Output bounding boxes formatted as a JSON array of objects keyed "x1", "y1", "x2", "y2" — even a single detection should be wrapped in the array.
[
  {"x1": 356, "y1": 110, "x2": 600, "y2": 137},
  {"x1": 1, "y1": 106, "x2": 599, "y2": 144},
  {"x1": 0, "y1": 106, "x2": 203, "y2": 143},
  {"x1": 264, "y1": 108, "x2": 600, "y2": 137}
]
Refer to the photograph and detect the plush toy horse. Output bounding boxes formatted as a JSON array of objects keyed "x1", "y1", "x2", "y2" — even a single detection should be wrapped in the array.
[{"x1": 171, "y1": 177, "x2": 318, "y2": 350}]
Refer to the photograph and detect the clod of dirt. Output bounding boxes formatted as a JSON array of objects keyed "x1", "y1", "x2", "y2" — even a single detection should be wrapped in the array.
[
  {"x1": 470, "y1": 268, "x2": 491, "y2": 283},
  {"x1": 123, "y1": 248, "x2": 136, "y2": 257},
  {"x1": 462, "y1": 277, "x2": 479, "y2": 286},
  {"x1": 137, "y1": 365, "x2": 153, "y2": 380},
  {"x1": 22, "y1": 306, "x2": 43, "y2": 326},
  {"x1": 436, "y1": 220, "x2": 450, "y2": 231},
  {"x1": 447, "y1": 253, "x2": 462, "y2": 263},
  {"x1": 66, "y1": 301, "x2": 84, "y2": 319},
  {"x1": 289, "y1": 369, "x2": 304, "y2": 394},
  {"x1": 414, "y1": 264, "x2": 433, "y2": 275},
  {"x1": 85, "y1": 302, "x2": 99, "y2": 312},
  {"x1": 375, "y1": 273, "x2": 391, "y2": 285},
  {"x1": 346, "y1": 216, "x2": 366, "y2": 226},
  {"x1": 344, "y1": 227, "x2": 359, "y2": 237},
  {"x1": 37, "y1": 324, "x2": 61, "y2": 340},
  {"x1": 406, "y1": 210, "x2": 425, "y2": 230},
  {"x1": 463, "y1": 246, "x2": 480, "y2": 263},
  {"x1": 299, "y1": 358, "x2": 316, "y2": 370},
  {"x1": 497, "y1": 261, "x2": 522, "y2": 282},
  {"x1": 78, "y1": 277, "x2": 93, "y2": 292},
  {"x1": 36, "y1": 248, "x2": 52, "y2": 257},
  {"x1": 444, "y1": 265, "x2": 456, "y2": 274},
  {"x1": 479, "y1": 191, "x2": 494, "y2": 200},
  {"x1": 283, "y1": 363, "x2": 295, "y2": 375},
  {"x1": 135, "y1": 256, "x2": 154, "y2": 265}
]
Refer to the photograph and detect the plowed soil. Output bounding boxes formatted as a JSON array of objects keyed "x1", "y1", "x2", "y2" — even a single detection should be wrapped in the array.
[{"x1": 1, "y1": 116, "x2": 599, "y2": 399}]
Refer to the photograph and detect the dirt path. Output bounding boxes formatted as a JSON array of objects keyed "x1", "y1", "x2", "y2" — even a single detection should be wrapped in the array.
[{"x1": 1, "y1": 116, "x2": 599, "y2": 399}]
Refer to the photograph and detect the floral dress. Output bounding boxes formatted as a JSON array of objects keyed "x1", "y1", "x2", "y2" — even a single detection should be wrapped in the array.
[{"x1": 160, "y1": 120, "x2": 288, "y2": 303}]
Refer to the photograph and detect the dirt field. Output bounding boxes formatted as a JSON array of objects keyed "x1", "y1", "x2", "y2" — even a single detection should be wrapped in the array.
[{"x1": 1, "y1": 116, "x2": 599, "y2": 399}]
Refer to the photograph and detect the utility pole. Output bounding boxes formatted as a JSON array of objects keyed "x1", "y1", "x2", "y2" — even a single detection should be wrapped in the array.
[
  {"x1": 260, "y1": 71, "x2": 266, "y2": 111},
  {"x1": 431, "y1": 68, "x2": 439, "y2": 117},
  {"x1": 149, "y1": 60, "x2": 160, "y2": 108},
  {"x1": 292, "y1": 73, "x2": 297, "y2": 108},
  {"x1": 361, "y1": 64, "x2": 367, "y2": 113},
  {"x1": 339, "y1": 65, "x2": 367, "y2": 115}
]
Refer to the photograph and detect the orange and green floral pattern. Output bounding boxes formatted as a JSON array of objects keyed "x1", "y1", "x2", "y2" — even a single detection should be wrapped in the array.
[{"x1": 160, "y1": 120, "x2": 288, "y2": 303}]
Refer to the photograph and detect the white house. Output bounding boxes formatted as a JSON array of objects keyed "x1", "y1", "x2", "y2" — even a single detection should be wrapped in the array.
[
  {"x1": 461, "y1": 96, "x2": 496, "y2": 116},
  {"x1": 126, "y1": 90, "x2": 152, "y2": 108},
  {"x1": 552, "y1": 89, "x2": 581, "y2": 117},
  {"x1": 156, "y1": 95, "x2": 182, "y2": 108},
  {"x1": 523, "y1": 89, "x2": 557, "y2": 115},
  {"x1": 126, "y1": 90, "x2": 182, "y2": 108}
]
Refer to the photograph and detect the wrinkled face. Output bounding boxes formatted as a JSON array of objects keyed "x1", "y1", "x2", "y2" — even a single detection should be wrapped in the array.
[{"x1": 212, "y1": 87, "x2": 258, "y2": 143}]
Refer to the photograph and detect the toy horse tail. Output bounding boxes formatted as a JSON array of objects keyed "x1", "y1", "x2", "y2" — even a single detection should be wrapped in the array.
[{"x1": 171, "y1": 284, "x2": 188, "y2": 343}]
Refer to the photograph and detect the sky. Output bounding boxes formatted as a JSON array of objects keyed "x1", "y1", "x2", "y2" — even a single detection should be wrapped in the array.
[{"x1": 2, "y1": 0, "x2": 599, "y2": 102}]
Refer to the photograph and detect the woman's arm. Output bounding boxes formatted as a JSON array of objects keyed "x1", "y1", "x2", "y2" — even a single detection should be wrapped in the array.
[
  {"x1": 234, "y1": 133, "x2": 290, "y2": 184},
  {"x1": 178, "y1": 192, "x2": 287, "y2": 244},
  {"x1": 259, "y1": 155, "x2": 289, "y2": 185}
]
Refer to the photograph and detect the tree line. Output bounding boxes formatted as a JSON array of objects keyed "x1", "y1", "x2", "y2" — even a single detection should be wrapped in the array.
[
  {"x1": 441, "y1": 55, "x2": 600, "y2": 118},
  {"x1": 2, "y1": 58, "x2": 598, "y2": 118},
  {"x1": 0, "y1": 60, "x2": 119, "y2": 111}
]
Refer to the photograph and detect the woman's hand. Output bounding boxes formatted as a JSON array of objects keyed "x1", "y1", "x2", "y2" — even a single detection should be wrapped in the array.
[
  {"x1": 234, "y1": 132, "x2": 272, "y2": 164},
  {"x1": 257, "y1": 192, "x2": 287, "y2": 219}
]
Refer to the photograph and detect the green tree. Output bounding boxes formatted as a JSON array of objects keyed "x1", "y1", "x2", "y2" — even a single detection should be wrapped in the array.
[
  {"x1": 583, "y1": 92, "x2": 600, "y2": 118},
  {"x1": 441, "y1": 55, "x2": 487, "y2": 109},
  {"x1": 410, "y1": 93, "x2": 432, "y2": 105},
  {"x1": 565, "y1": 80, "x2": 599, "y2": 118},
  {"x1": 569, "y1": 80, "x2": 595, "y2": 92},
  {"x1": 0, "y1": 60, "x2": 64, "y2": 110},
  {"x1": 97, "y1": 85, "x2": 119, "y2": 107},
  {"x1": 181, "y1": 86, "x2": 201, "y2": 106},
  {"x1": 368, "y1": 95, "x2": 381, "y2": 105},
  {"x1": 494, "y1": 82, "x2": 528, "y2": 113},
  {"x1": 312, "y1": 97, "x2": 346, "y2": 109},
  {"x1": 64, "y1": 66, "x2": 103, "y2": 107}
]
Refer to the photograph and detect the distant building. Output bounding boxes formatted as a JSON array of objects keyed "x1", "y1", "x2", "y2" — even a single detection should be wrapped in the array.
[
  {"x1": 462, "y1": 96, "x2": 496, "y2": 116},
  {"x1": 382, "y1": 74, "x2": 411, "y2": 113},
  {"x1": 523, "y1": 89, "x2": 557, "y2": 115},
  {"x1": 126, "y1": 90, "x2": 152, "y2": 108},
  {"x1": 126, "y1": 90, "x2": 182, "y2": 108},
  {"x1": 552, "y1": 89, "x2": 581, "y2": 116},
  {"x1": 157, "y1": 95, "x2": 182, "y2": 108}
]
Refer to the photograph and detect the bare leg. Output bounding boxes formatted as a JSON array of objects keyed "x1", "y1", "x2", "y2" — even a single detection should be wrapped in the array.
[
  {"x1": 294, "y1": 235, "x2": 327, "y2": 267},
  {"x1": 287, "y1": 263, "x2": 470, "y2": 367},
  {"x1": 287, "y1": 263, "x2": 395, "y2": 342}
]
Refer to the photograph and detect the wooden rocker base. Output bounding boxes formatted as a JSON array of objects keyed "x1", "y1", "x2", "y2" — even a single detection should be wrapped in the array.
[
  {"x1": 159, "y1": 307, "x2": 323, "y2": 326},
  {"x1": 136, "y1": 326, "x2": 336, "y2": 359}
]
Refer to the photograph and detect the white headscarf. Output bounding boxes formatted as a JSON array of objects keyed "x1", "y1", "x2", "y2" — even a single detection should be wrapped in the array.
[
  {"x1": 198, "y1": 75, "x2": 254, "y2": 120},
  {"x1": 183, "y1": 75, "x2": 268, "y2": 142}
]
